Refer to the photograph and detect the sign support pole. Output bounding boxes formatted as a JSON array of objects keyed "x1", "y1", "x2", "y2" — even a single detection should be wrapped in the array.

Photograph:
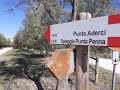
[
  {"x1": 111, "y1": 50, "x2": 119, "y2": 90},
  {"x1": 75, "y1": 13, "x2": 91, "y2": 90},
  {"x1": 112, "y1": 64, "x2": 116, "y2": 90}
]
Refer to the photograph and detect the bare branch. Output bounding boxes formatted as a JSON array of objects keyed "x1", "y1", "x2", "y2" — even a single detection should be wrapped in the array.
[
  {"x1": 92, "y1": 0, "x2": 110, "y2": 17},
  {"x1": 7, "y1": 0, "x2": 26, "y2": 12},
  {"x1": 42, "y1": 1, "x2": 58, "y2": 24}
]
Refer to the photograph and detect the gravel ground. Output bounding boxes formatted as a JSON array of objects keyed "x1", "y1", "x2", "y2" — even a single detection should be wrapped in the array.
[{"x1": 3, "y1": 78, "x2": 37, "y2": 90}]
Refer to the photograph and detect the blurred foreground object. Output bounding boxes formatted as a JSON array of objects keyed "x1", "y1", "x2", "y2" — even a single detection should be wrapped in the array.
[{"x1": 46, "y1": 49, "x2": 74, "y2": 80}]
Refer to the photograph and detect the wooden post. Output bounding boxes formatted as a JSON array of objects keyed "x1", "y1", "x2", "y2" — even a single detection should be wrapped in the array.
[
  {"x1": 76, "y1": 12, "x2": 91, "y2": 90},
  {"x1": 95, "y1": 57, "x2": 99, "y2": 84}
]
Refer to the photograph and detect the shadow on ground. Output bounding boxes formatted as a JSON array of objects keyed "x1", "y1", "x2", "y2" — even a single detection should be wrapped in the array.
[{"x1": 0, "y1": 49, "x2": 49, "y2": 90}]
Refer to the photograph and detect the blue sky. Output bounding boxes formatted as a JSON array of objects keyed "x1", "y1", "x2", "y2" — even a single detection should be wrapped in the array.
[
  {"x1": 0, "y1": 0, "x2": 25, "y2": 39},
  {"x1": 0, "y1": 10, "x2": 25, "y2": 39}
]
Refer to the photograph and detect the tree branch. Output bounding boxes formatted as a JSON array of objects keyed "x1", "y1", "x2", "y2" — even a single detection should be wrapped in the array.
[
  {"x1": 7, "y1": 0, "x2": 26, "y2": 12},
  {"x1": 92, "y1": 0, "x2": 110, "y2": 17},
  {"x1": 42, "y1": 1, "x2": 58, "y2": 24}
]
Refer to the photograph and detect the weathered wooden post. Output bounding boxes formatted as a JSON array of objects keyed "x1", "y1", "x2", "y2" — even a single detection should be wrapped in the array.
[
  {"x1": 95, "y1": 57, "x2": 99, "y2": 84},
  {"x1": 76, "y1": 12, "x2": 91, "y2": 90}
]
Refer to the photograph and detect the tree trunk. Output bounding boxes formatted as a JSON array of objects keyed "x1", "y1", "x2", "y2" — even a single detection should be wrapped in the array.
[{"x1": 71, "y1": 0, "x2": 78, "y2": 21}]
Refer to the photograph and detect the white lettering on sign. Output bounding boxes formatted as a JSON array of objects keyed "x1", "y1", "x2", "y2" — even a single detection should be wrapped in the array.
[{"x1": 45, "y1": 14, "x2": 120, "y2": 46}]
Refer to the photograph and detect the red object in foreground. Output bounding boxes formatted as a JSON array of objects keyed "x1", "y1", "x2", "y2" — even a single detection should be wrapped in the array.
[
  {"x1": 44, "y1": 26, "x2": 50, "y2": 43},
  {"x1": 108, "y1": 14, "x2": 120, "y2": 24}
]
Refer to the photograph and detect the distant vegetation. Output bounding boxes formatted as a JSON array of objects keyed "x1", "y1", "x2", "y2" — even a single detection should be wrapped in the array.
[
  {"x1": 0, "y1": 33, "x2": 11, "y2": 48},
  {"x1": 13, "y1": 27, "x2": 53, "y2": 54}
]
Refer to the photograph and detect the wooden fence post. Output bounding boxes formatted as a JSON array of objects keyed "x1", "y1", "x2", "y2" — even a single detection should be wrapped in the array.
[
  {"x1": 95, "y1": 57, "x2": 99, "y2": 84},
  {"x1": 76, "y1": 12, "x2": 91, "y2": 90}
]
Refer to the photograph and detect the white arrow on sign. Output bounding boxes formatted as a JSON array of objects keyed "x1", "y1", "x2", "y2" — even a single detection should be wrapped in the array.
[{"x1": 45, "y1": 14, "x2": 120, "y2": 47}]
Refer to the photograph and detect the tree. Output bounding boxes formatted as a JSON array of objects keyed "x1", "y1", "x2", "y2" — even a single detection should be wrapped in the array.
[
  {"x1": 0, "y1": 33, "x2": 10, "y2": 48},
  {"x1": 13, "y1": 0, "x2": 71, "y2": 53}
]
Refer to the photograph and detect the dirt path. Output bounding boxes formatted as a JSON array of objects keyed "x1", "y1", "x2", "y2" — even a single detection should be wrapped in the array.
[
  {"x1": 90, "y1": 58, "x2": 120, "y2": 75},
  {"x1": 0, "y1": 47, "x2": 13, "y2": 56}
]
